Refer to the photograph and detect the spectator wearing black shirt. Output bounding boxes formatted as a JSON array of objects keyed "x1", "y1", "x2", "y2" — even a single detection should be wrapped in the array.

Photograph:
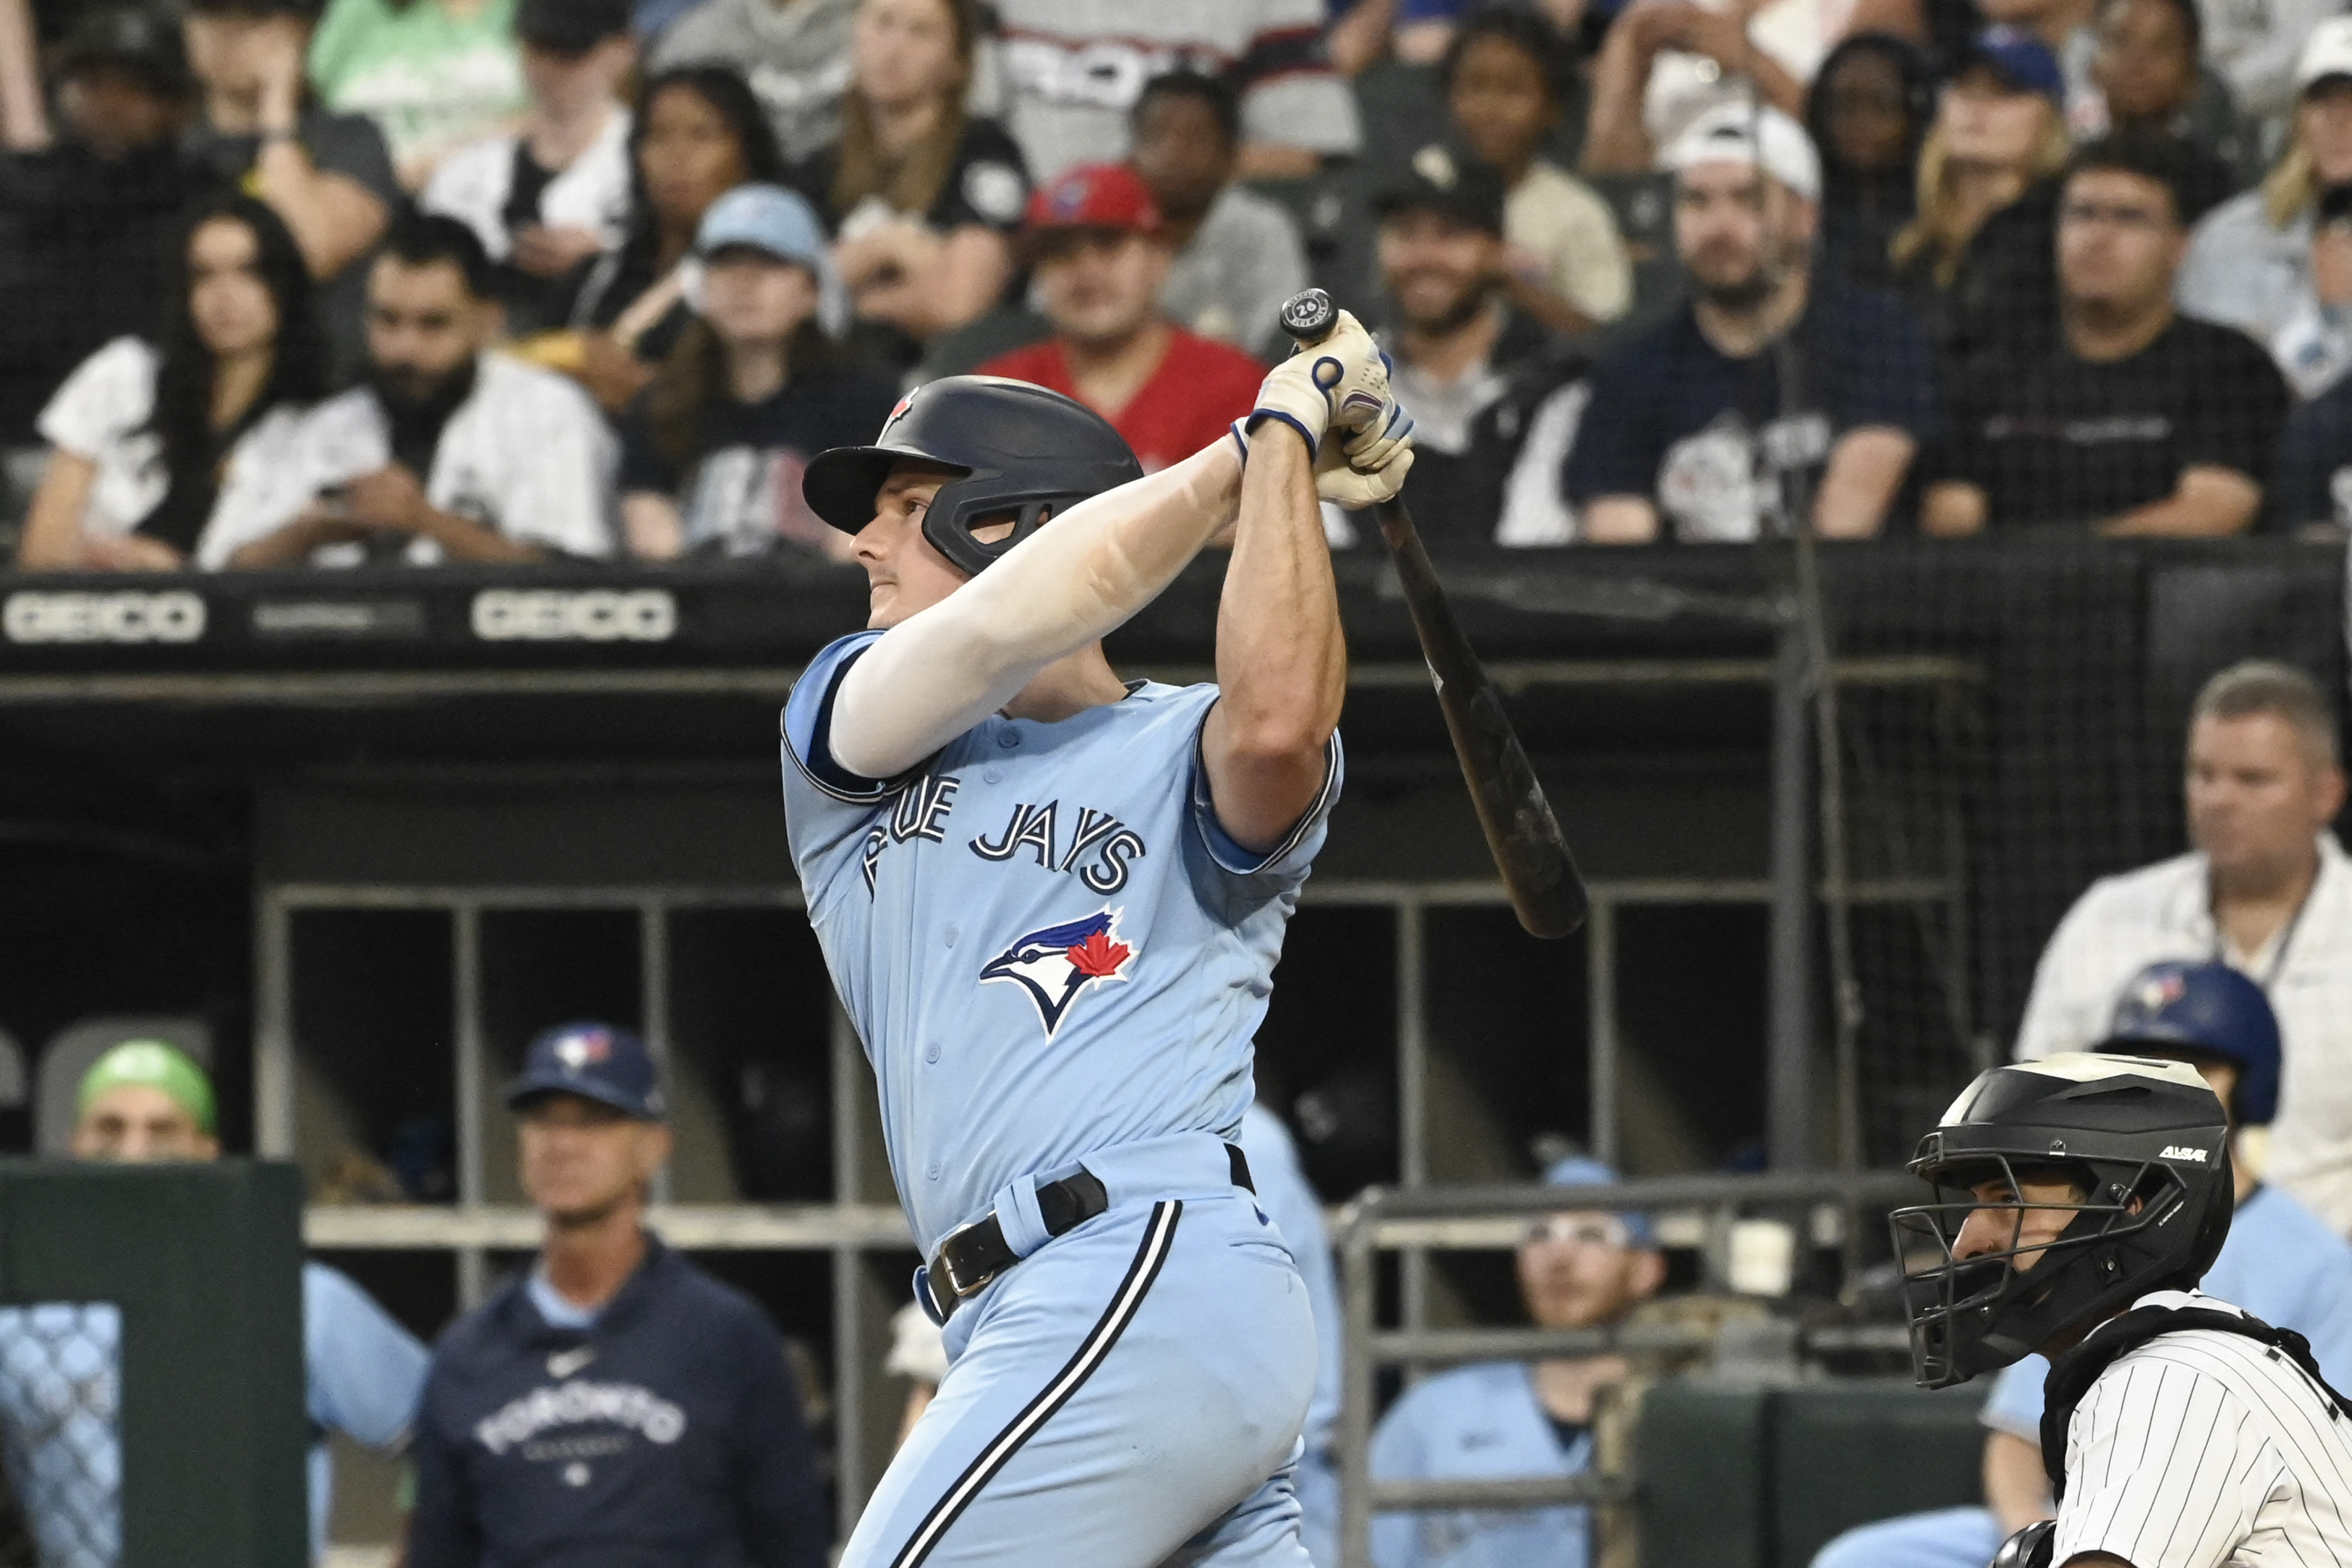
[
  {"x1": 0, "y1": 7, "x2": 193, "y2": 452},
  {"x1": 1806, "y1": 33, "x2": 1933, "y2": 291},
  {"x1": 548, "y1": 66, "x2": 791, "y2": 417},
  {"x1": 619, "y1": 184, "x2": 898, "y2": 559},
  {"x1": 15, "y1": 195, "x2": 329, "y2": 571},
  {"x1": 421, "y1": 0, "x2": 639, "y2": 337},
  {"x1": 1369, "y1": 147, "x2": 1589, "y2": 546},
  {"x1": 1925, "y1": 136, "x2": 2289, "y2": 536},
  {"x1": 791, "y1": 0, "x2": 1028, "y2": 368},
  {"x1": 1569, "y1": 106, "x2": 1933, "y2": 542},
  {"x1": 180, "y1": 0, "x2": 399, "y2": 379},
  {"x1": 1893, "y1": 27, "x2": 2073, "y2": 368}
]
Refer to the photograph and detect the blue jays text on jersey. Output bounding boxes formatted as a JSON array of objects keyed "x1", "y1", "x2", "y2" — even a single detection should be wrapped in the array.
[{"x1": 780, "y1": 629, "x2": 1344, "y2": 1255}]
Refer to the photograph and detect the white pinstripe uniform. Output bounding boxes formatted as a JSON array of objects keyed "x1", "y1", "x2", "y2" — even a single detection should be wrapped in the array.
[{"x1": 2053, "y1": 1290, "x2": 2352, "y2": 1567}]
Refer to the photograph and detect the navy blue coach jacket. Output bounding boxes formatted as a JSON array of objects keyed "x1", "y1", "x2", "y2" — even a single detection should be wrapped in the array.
[{"x1": 408, "y1": 1236, "x2": 828, "y2": 1568}]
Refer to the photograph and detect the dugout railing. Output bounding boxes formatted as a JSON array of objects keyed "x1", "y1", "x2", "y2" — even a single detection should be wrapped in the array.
[{"x1": 1331, "y1": 1170, "x2": 1927, "y2": 1568}]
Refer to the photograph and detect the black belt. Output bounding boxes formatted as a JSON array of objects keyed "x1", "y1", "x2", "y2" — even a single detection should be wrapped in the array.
[{"x1": 923, "y1": 1143, "x2": 1254, "y2": 1321}]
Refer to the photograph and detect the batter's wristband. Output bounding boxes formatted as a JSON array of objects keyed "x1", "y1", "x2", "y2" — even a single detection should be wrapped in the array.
[{"x1": 1245, "y1": 408, "x2": 1318, "y2": 456}]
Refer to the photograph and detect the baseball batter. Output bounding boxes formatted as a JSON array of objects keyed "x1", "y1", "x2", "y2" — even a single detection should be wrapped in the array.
[{"x1": 781, "y1": 319, "x2": 1413, "y2": 1568}]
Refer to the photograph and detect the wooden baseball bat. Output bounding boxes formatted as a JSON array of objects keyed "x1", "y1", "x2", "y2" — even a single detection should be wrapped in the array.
[{"x1": 1276, "y1": 289, "x2": 1588, "y2": 939}]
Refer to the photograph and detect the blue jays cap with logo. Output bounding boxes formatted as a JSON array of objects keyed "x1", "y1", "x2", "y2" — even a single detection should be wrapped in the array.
[
  {"x1": 2097, "y1": 960, "x2": 2281, "y2": 1126},
  {"x1": 694, "y1": 183, "x2": 827, "y2": 270},
  {"x1": 506, "y1": 1022, "x2": 667, "y2": 1120},
  {"x1": 1543, "y1": 1156, "x2": 1659, "y2": 1249},
  {"x1": 1965, "y1": 25, "x2": 2066, "y2": 104}
]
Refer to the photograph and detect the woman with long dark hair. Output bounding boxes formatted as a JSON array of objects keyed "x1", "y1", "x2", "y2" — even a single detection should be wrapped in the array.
[
  {"x1": 16, "y1": 193, "x2": 330, "y2": 570},
  {"x1": 1807, "y1": 33, "x2": 1933, "y2": 290},
  {"x1": 617, "y1": 184, "x2": 898, "y2": 560},
  {"x1": 532, "y1": 64, "x2": 791, "y2": 414}
]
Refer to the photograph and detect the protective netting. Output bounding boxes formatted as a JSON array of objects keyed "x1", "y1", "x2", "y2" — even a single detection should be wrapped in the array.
[
  {"x1": 0, "y1": 1305, "x2": 120, "y2": 1568},
  {"x1": 1813, "y1": 537, "x2": 2345, "y2": 1166}
]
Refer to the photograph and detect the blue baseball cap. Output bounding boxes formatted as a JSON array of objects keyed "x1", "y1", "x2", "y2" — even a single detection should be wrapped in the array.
[
  {"x1": 2099, "y1": 960, "x2": 2281, "y2": 1126},
  {"x1": 1964, "y1": 26, "x2": 2066, "y2": 103},
  {"x1": 694, "y1": 183, "x2": 827, "y2": 270},
  {"x1": 506, "y1": 1022, "x2": 666, "y2": 1120},
  {"x1": 1541, "y1": 1156, "x2": 1660, "y2": 1249}
]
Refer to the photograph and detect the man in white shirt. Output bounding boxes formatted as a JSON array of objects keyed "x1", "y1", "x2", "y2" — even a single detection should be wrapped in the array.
[
  {"x1": 2016, "y1": 660, "x2": 2352, "y2": 1234},
  {"x1": 205, "y1": 213, "x2": 617, "y2": 567}
]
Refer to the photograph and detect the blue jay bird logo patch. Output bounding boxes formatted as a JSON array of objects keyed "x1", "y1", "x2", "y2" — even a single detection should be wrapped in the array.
[{"x1": 980, "y1": 909, "x2": 1135, "y2": 1036}]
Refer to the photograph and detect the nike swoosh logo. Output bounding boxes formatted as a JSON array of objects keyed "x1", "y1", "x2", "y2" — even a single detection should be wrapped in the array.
[{"x1": 547, "y1": 1346, "x2": 595, "y2": 1378}]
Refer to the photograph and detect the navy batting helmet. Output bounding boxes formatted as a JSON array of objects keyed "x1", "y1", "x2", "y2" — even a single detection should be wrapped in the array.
[
  {"x1": 1892, "y1": 1052, "x2": 2233, "y2": 1389},
  {"x1": 800, "y1": 377, "x2": 1143, "y2": 577},
  {"x1": 2098, "y1": 960, "x2": 2280, "y2": 1125}
]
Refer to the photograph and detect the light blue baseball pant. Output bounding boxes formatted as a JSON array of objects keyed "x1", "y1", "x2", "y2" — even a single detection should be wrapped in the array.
[
  {"x1": 1810, "y1": 1506, "x2": 2004, "y2": 1568},
  {"x1": 842, "y1": 1186, "x2": 1318, "y2": 1568}
]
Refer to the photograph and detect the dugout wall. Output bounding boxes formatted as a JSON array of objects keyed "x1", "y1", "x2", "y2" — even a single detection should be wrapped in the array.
[{"x1": 0, "y1": 1162, "x2": 307, "y2": 1568}]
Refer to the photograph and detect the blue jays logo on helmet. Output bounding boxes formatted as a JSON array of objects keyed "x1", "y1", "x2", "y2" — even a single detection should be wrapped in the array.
[
  {"x1": 554, "y1": 1028, "x2": 613, "y2": 1074},
  {"x1": 2131, "y1": 968, "x2": 2189, "y2": 1014},
  {"x1": 980, "y1": 908, "x2": 1136, "y2": 1036}
]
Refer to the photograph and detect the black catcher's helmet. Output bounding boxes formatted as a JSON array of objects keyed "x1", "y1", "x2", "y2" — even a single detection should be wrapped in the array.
[
  {"x1": 800, "y1": 377, "x2": 1144, "y2": 576},
  {"x1": 1891, "y1": 1052, "x2": 2233, "y2": 1389}
]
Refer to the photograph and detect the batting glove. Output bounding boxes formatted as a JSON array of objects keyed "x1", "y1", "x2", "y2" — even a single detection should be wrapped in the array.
[
  {"x1": 1316, "y1": 405, "x2": 1416, "y2": 508},
  {"x1": 1246, "y1": 308, "x2": 1392, "y2": 453}
]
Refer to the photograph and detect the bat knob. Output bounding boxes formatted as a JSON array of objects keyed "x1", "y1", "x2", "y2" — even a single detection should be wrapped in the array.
[{"x1": 1279, "y1": 289, "x2": 1337, "y2": 346}]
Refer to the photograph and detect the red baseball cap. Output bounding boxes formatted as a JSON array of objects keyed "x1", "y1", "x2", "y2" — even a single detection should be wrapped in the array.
[{"x1": 1023, "y1": 163, "x2": 1163, "y2": 234}]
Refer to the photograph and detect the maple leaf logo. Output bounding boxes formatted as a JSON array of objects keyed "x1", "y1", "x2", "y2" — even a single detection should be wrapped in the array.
[{"x1": 1065, "y1": 929, "x2": 1131, "y2": 978}]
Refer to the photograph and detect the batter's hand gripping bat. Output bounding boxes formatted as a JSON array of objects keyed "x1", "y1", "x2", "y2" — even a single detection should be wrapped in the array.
[{"x1": 1277, "y1": 287, "x2": 1588, "y2": 940}]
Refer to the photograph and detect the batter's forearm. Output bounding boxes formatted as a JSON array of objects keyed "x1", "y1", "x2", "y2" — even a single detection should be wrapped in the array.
[
  {"x1": 1199, "y1": 427, "x2": 1345, "y2": 851},
  {"x1": 1216, "y1": 430, "x2": 1344, "y2": 750},
  {"x1": 830, "y1": 443, "x2": 1244, "y2": 780}
]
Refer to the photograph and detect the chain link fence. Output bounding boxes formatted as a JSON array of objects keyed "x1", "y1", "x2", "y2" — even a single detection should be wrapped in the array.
[{"x1": 0, "y1": 1305, "x2": 120, "y2": 1568}]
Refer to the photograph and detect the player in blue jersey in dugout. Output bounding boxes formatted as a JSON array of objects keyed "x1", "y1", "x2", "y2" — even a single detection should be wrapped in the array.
[
  {"x1": 1810, "y1": 960, "x2": 2352, "y2": 1568},
  {"x1": 780, "y1": 313, "x2": 1415, "y2": 1567}
]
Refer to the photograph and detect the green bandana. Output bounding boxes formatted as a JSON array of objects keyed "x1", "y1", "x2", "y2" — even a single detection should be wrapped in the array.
[{"x1": 77, "y1": 1040, "x2": 216, "y2": 1135}]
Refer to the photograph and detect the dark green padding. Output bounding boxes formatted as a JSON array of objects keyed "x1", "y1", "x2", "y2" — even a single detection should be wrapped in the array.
[
  {"x1": 1771, "y1": 1383, "x2": 1987, "y2": 1567},
  {"x1": 0, "y1": 1162, "x2": 307, "y2": 1568},
  {"x1": 1637, "y1": 1381, "x2": 1987, "y2": 1568}
]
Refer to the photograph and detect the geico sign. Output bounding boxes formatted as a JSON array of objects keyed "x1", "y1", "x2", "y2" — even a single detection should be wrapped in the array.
[
  {"x1": 471, "y1": 589, "x2": 676, "y2": 643},
  {"x1": 4, "y1": 590, "x2": 207, "y2": 644}
]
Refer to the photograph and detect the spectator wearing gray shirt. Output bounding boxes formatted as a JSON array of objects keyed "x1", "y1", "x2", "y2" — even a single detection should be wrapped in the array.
[
  {"x1": 1128, "y1": 70, "x2": 1306, "y2": 362},
  {"x1": 647, "y1": 0, "x2": 855, "y2": 163}
]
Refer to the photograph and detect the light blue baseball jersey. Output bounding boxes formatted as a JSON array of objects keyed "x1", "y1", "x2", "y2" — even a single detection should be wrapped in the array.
[
  {"x1": 781, "y1": 631, "x2": 1342, "y2": 1252},
  {"x1": 1978, "y1": 1182, "x2": 2352, "y2": 1442},
  {"x1": 1368, "y1": 1361, "x2": 1595, "y2": 1568}
]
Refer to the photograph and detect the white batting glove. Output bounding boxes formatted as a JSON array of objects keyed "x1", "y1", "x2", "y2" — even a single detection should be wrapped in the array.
[
  {"x1": 1324, "y1": 375, "x2": 1416, "y2": 503},
  {"x1": 1247, "y1": 307, "x2": 1392, "y2": 452}
]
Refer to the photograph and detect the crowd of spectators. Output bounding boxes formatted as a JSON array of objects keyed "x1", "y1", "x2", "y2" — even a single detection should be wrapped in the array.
[{"x1": 0, "y1": 0, "x2": 2347, "y2": 571}]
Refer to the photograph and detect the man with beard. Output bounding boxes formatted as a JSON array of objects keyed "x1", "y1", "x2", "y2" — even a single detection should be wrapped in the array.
[
  {"x1": 209, "y1": 213, "x2": 617, "y2": 566},
  {"x1": 1567, "y1": 105, "x2": 1933, "y2": 542},
  {"x1": 1363, "y1": 145, "x2": 1589, "y2": 547}
]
